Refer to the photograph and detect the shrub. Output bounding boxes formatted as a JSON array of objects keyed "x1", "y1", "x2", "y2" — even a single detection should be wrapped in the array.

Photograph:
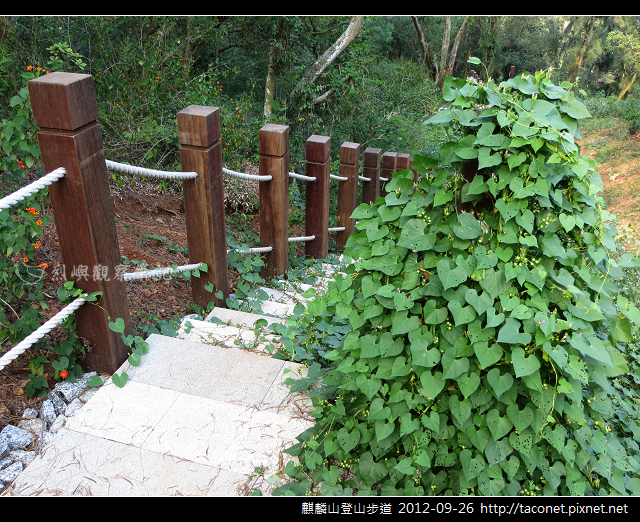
[{"x1": 273, "y1": 65, "x2": 640, "y2": 496}]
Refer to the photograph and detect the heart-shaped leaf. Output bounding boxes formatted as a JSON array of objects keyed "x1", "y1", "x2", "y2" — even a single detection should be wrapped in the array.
[
  {"x1": 506, "y1": 404, "x2": 534, "y2": 432},
  {"x1": 460, "y1": 448, "x2": 486, "y2": 481},
  {"x1": 448, "y1": 299, "x2": 477, "y2": 326},
  {"x1": 509, "y1": 428, "x2": 533, "y2": 455},
  {"x1": 487, "y1": 368, "x2": 513, "y2": 398},
  {"x1": 456, "y1": 371, "x2": 481, "y2": 398},
  {"x1": 422, "y1": 410, "x2": 440, "y2": 432},
  {"x1": 465, "y1": 425, "x2": 491, "y2": 453},
  {"x1": 449, "y1": 395, "x2": 473, "y2": 425},
  {"x1": 337, "y1": 427, "x2": 361, "y2": 453},
  {"x1": 437, "y1": 258, "x2": 468, "y2": 291},
  {"x1": 474, "y1": 342, "x2": 503, "y2": 369},
  {"x1": 559, "y1": 213, "x2": 576, "y2": 232},
  {"x1": 465, "y1": 289, "x2": 494, "y2": 316},
  {"x1": 375, "y1": 419, "x2": 396, "y2": 442},
  {"x1": 511, "y1": 347, "x2": 541, "y2": 377},
  {"x1": 420, "y1": 370, "x2": 445, "y2": 401},
  {"x1": 487, "y1": 409, "x2": 514, "y2": 441},
  {"x1": 497, "y1": 318, "x2": 531, "y2": 344},
  {"x1": 495, "y1": 246, "x2": 514, "y2": 262},
  {"x1": 109, "y1": 317, "x2": 126, "y2": 334},
  {"x1": 111, "y1": 371, "x2": 129, "y2": 388},
  {"x1": 453, "y1": 213, "x2": 483, "y2": 240},
  {"x1": 356, "y1": 374, "x2": 382, "y2": 400}
]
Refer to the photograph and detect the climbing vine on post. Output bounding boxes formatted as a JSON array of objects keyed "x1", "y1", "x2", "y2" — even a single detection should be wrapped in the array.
[{"x1": 274, "y1": 63, "x2": 640, "y2": 496}]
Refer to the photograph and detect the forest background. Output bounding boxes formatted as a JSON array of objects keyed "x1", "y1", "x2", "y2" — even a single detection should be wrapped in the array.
[{"x1": 1, "y1": 15, "x2": 639, "y2": 188}]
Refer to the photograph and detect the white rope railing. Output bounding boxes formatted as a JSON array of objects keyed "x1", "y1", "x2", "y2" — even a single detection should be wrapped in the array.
[
  {"x1": 123, "y1": 263, "x2": 203, "y2": 282},
  {"x1": 359, "y1": 175, "x2": 371, "y2": 182},
  {"x1": 330, "y1": 174, "x2": 349, "y2": 181},
  {"x1": 380, "y1": 177, "x2": 389, "y2": 182},
  {"x1": 288, "y1": 236, "x2": 315, "y2": 243},
  {"x1": 0, "y1": 167, "x2": 67, "y2": 212},
  {"x1": 0, "y1": 295, "x2": 87, "y2": 372},
  {"x1": 289, "y1": 172, "x2": 316, "y2": 182},
  {"x1": 106, "y1": 160, "x2": 197, "y2": 180},
  {"x1": 223, "y1": 167, "x2": 272, "y2": 182},
  {"x1": 228, "y1": 246, "x2": 273, "y2": 254},
  {"x1": 329, "y1": 227, "x2": 346, "y2": 232}
]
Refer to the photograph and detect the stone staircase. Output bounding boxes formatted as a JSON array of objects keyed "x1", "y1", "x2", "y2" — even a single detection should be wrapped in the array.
[{"x1": 3, "y1": 258, "x2": 345, "y2": 496}]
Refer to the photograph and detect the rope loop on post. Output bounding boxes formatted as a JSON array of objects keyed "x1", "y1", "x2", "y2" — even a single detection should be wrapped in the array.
[
  {"x1": 330, "y1": 174, "x2": 349, "y2": 181},
  {"x1": 0, "y1": 167, "x2": 67, "y2": 211},
  {"x1": 106, "y1": 160, "x2": 197, "y2": 180},
  {"x1": 227, "y1": 246, "x2": 273, "y2": 255}
]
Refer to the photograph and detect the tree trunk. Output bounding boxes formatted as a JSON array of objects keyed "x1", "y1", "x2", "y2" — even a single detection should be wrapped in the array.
[
  {"x1": 264, "y1": 43, "x2": 278, "y2": 118},
  {"x1": 618, "y1": 71, "x2": 637, "y2": 101},
  {"x1": 141, "y1": 16, "x2": 159, "y2": 47},
  {"x1": 183, "y1": 16, "x2": 196, "y2": 65},
  {"x1": 437, "y1": 16, "x2": 469, "y2": 90},
  {"x1": 567, "y1": 16, "x2": 597, "y2": 84},
  {"x1": 289, "y1": 16, "x2": 365, "y2": 101},
  {"x1": 263, "y1": 19, "x2": 286, "y2": 119},
  {"x1": 436, "y1": 16, "x2": 452, "y2": 88},
  {"x1": 412, "y1": 16, "x2": 438, "y2": 81}
]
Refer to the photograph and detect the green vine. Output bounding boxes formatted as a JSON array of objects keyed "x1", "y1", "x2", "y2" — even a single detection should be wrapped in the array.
[{"x1": 272, "y1": 62, "x2": 640, "y2": 497}]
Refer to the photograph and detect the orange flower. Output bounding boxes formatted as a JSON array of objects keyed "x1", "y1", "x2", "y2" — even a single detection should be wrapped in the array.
[
  {"x1": 36, "y1": 220, "x2": 42, "y2": 226},
  {"x1": 34, "y1": 241, "x2": 41, "y2": 248},
  {"x1": 39, "y1": 262, "x2": 48, "y2": 269},
  {"x1": 36, "y1": 67, "x2": 42, "y2": 71},
  {"x1": 26, "y1": 65, "x2": 33, "y2": 71},
  {"x1": 23, "y1": 257, "x2": 29, "y2": 263},
  {"x1": 60, "y1": 370, "x2": 68, "y2": 379}
]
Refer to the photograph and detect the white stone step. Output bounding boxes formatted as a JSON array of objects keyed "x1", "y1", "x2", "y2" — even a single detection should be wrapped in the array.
[
  {"x1": 178, "y1": 318, "x2": 280, "y2": 355},
  {"x1": 6, "y1": 334, "x2": 314, "y2": 496}
]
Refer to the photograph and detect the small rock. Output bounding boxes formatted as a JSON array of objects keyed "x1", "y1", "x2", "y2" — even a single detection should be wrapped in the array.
[
  {"x1": 65, "y1": 398, "x2": 83, "y2": 418},
  {"x1": 54, "y1": 381, "x2": 84, "y2": 402},
  {"x1": 21, "y1": 408, "x2": 39, "y2": 420},
  {"x1": 47, "y1": 391, "x2": 67, "y2": 416},
  {"x1": 40, "y1": 400, "x2": 57, "y2": 428},
  {"x1": 8, "y1": 450, "x2": 36, "y2": 466},
  {"x1": 0, "y1": 462, "x2": 24, "y2": 484},
  {"x1": 0, "y1": 425, "x2": 34, "y2": 452},
  {"x1": 17, "y1": 419, "x2": 46, "y2": 439},
  {"x1": 77, "y1": 372, "x2": 97, "y2": 387},
  {"x1": 0, "y1": 457, "x2": 12, "y2": 471},
  {"x1": 39, "y1": 431, "x2": 56, "y2": 449},
  {"x1": 48, "y1": 415, "x2": 66, "y2": 434}
]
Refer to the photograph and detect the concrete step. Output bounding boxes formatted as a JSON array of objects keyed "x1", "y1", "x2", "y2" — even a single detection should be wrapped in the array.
[{"x1": 6, "y1": 334, "x2": 313, "y2": 496}]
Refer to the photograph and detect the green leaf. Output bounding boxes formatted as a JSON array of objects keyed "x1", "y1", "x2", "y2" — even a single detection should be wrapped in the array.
[
  {"x1": 511, "y1": 348, "x2": 541, "y2": 378},
  {"x1": 457, "y1": 371, "x2": 481, "y2": 399},
  {"x1": 394, "y1": 458, "x2": 416, "y2": 476},
  {"x1": 391, "y1": 310, "x2": 420, "y2": 336},
  {"x1": 448, "y1": 299, "x2": 477, "y2": 327},
  {"x1": 487, "y1": 409, "x2": 514, "y2": 441},
  {"x1": 436, "y1": 258, "x2": 468, "y2": 291},
  {"x1": 506, "y1": 404, "x2": 534, "y2": 432},
  {"x1": 453, "y1": 213, "x2": 483, "y2": 240},
  {"x1": 478, "y1": 147, "x2": 502, "y2": 169},
  {"x1": 87, "y1": 375, "x2": 104, "y2": 388},
  {"x1": 497, "y1": 318, "x2": 531, "y2": 345},
  {"x1": 397, "y1": 219, "x2": 437, "y2": 251},
  {"x1": 486, "y1": 368, "x2": 513, "y2": 398},
  {"x1": 111, "y1": 372, "x2": 129, "y2": 388},
  {"x1": 420, "y1": 370, "x2": 446, "y2": 400},
  {"x1": 109, "y1": 318, "x2": 126, "y2": 334},
  {"x1": 356, "y1": 374, "x2": 381, "y2": 400},
  {"x1": 474, "y1": 342, "x2": 503, "y2": 370}
]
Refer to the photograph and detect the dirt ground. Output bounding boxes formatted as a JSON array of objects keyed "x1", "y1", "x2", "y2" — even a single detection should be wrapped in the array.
[{"x1": 0, "y1": 168, "x2": 307, "y2": 437}]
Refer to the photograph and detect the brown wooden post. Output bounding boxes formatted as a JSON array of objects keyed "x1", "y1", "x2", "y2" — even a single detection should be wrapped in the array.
[
  {"x1": 259, "y1": 124, "x2": 290, "y2": 279},
  {"x1": 305, "y1": 135, "x2": 331, "y2": 260},
  {"x1": 381, "y1": 152, "x2": 397, "y2": 197},
  {"x1": 510, "y1": 66, "x2": 515, "y2": 80},
  {"x1": 27, "y1": 72, "x2": 131, "y2": 374},
  {"x1": 361, "y1": 147, "x2": 381, "y2": 205},
  {"x1": 336, "y1": 142, "x2": 360, "y2": 253},
  {"x1": 178, "y1": 105, "x2": 229, "y2": 308}
]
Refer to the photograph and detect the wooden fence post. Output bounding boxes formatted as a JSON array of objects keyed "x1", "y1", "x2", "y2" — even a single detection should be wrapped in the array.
[
  {"x1": 178, "y1": 105, "x2": 229, "y2": 308},
  {"x1": 259, "y1": 124, "x2": 290, "y2": 279},
  {"x1": 381, "y1": 152, "x2": 397, "y2": 197},
  {"x1": 27, "y1": 72, "x2": 131, "y2": 374},
  {"x1": 336, "y1": 142, "x2": 360, "y2": 253},
  {"x1": 361, "y1": 147, "x2": 381, "y2": 205},
  {"x1": 305, "y1": 135, "x2": 331, "y2": 260}
]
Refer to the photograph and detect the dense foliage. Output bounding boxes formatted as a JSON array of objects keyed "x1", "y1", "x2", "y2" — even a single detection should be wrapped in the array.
[{"x1": 273, "y1": 67, "x2": 640, "y2": 496}]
